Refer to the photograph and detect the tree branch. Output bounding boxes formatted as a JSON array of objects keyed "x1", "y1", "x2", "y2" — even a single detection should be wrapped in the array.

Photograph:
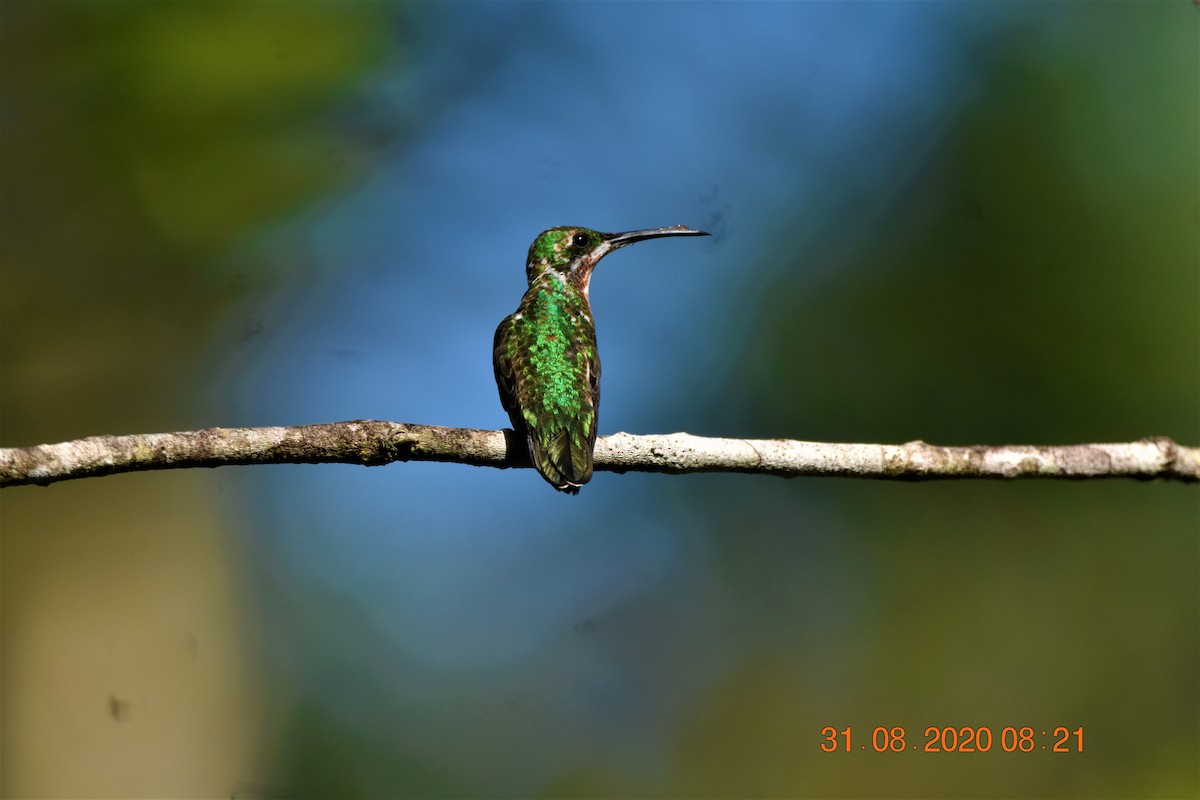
[{"x1": 1, "y1": 421, "x2": 1195, "y2": 487}]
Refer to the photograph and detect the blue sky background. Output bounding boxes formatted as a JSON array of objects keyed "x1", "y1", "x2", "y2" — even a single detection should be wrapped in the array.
[{"x1": 222, "y1": 0, "x2": 992, "y2": 697}]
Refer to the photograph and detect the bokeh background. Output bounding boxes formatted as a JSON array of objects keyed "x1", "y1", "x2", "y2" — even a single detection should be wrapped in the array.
[{"x1": 2, "y1": 2, "x2": 1197, "y2": 798}]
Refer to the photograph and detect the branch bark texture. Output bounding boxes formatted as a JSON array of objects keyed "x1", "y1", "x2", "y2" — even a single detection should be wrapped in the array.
[{"x1": 1, "y1": 421, "x2": 1195, "y2": 487}]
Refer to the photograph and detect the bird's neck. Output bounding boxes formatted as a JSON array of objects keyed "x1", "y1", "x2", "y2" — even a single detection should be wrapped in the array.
[{"x1": 528, "y1": 268, "x2": 593, "y2": 305}]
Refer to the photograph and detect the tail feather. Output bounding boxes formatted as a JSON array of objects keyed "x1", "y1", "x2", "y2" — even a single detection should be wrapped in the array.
[{"x1": 532, "y1": 428, "x2": 593, "y2": 494}]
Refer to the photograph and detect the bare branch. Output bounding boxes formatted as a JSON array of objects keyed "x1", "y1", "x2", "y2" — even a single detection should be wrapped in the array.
[
  {"x1": 598, "y1": 432, "x2": 1198, "y2": 482},
  {"x1": 1, "y1": 421, "x2": 1195, "y2": 488}
]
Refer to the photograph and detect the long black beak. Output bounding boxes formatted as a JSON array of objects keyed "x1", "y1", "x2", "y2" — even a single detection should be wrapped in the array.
[{"x1": 605, "y1": 225, "x2": 710, "y2": 248}]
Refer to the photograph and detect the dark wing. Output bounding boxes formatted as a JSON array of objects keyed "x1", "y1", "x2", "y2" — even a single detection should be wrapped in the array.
[
  {"x1": 492, "y1": 315, "x2": 524, "y2": 434},
  {"x1": 586, "y1": 347, "x2": 600, "y2": 449}
]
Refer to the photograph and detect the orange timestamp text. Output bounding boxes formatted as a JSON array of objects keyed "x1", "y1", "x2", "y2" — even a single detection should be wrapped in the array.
[{"x1": 820, "y1": 726, "x2": 1084, "y2": 754}]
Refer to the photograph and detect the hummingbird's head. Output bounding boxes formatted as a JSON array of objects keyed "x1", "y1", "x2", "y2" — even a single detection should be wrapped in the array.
[
  {"x1": 524, "y1": 227, "x2": 606, "y2": 287},
  {"x1": 524, "y1": 225, "x2": 709, "y2": 292}
]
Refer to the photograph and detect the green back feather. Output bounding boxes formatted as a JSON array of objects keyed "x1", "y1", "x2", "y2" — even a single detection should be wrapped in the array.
[{"x1": 494, "y1": 274, "x2": 599, "y2": 493}]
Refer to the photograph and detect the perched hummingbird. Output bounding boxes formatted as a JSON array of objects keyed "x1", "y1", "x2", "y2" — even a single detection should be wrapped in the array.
[{"x1": 494, "y1": 225, "x2": 709, "y2": 494}]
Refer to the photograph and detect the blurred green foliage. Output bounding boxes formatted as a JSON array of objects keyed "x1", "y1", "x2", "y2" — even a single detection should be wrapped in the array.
[
  {"x1": 739, "y1": 23, "x2": 1196, "y2": 446},
  {"x1": 674, "y1": 14, "x2": 1198, "y2": 799},
  {"x1": 1, "y1": 1, "x2": 391, "y2": 440},
  {"x1": 1, "y1": 3, "x2": 394, "y2": 797}
]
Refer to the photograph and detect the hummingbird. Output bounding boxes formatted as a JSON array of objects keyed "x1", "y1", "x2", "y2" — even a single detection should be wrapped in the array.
[{"x1": 494, "y1": 225, "x2": 709, "y2": 494}]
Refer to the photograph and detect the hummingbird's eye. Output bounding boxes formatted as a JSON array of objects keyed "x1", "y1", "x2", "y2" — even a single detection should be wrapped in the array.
[{"x1": 572, "y1": 232, "x2": 590, "y2": 248}]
